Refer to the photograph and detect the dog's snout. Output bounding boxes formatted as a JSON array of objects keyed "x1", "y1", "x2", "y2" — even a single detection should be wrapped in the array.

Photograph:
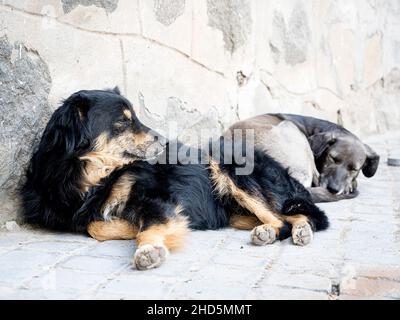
[{"x1": 327, "y1": 185, "x2": 340, "y2": 194}]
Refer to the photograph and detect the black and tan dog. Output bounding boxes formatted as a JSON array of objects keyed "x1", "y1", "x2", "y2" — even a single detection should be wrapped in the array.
[
  {"x1": 20, "y1": 89, "x2": 328, "y2": 270},
  {"x1": 229, "y1": 114, "x2": 380, "y2": 202}
]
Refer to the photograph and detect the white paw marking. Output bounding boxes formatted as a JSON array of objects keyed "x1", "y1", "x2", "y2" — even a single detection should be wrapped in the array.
[
  {"x1": 250, "y1": 225, "x2": 277, "y2": 246},
  {"x1": 292, "y1": 223, "x2": 313, "y2": 246},
  {"x1": 133, "y1": 244, "x2": 169, "y2": 270}
]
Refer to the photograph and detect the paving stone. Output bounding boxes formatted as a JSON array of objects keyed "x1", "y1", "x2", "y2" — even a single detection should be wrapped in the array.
[
  {"x1": 21, "y1": 241, "x2": 89, "y2": 253},
  {"x1": 60, "y1": 255, "x2": 129, "y2": 274},
  {"x1": 27, "y1": 268, "x2": 106, "y2": 294},
  {"x1": 340, "y1": 276, "x2": 400, "y2": 299},
  {"x1": 0, "y1": 249, "x2": 64, "y2": 286},
  {"x1": 93, "y1": 274, "x2": 178, "y2": 300},
  {"x1": 211, "y1": 249, "x2": 271, "y2": 268},
  {"x1": 80, "y1": 240, "x2": 136, "y2": 258},
  {"x1": 248, "y1": 286, "x2": 329, "y2": 300},
  {"x1": 0, "y1": 286, "x2": 79, "y2": 300},
  {"x1": 264, "y1": 271, "x2": 332, "y2": 293},
  {"x1": 169, "y1": 264, "x2": 261, "y2": 299}
]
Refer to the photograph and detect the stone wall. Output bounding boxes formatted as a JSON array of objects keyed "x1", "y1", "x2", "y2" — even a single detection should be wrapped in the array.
[{"x1": 1, "y1": 0, "x2": 400, "y2": 224}]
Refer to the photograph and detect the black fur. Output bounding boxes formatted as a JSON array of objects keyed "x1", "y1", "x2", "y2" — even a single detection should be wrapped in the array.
[
  {"x1": 214, "y1": 137, "x2": 329, "y2": 235},
  {"x1": 20, "y1": 88, "x2": 142, "y2": 231},
  {"x1": 74, "y1": 148, "x2": 229, "y2": 232},
  {"x1": 20, "y1": 92, "x2": 91, "y2": 230},
  {"x1": 20, "y1": 89, "x2": 329, "y2": 239}
]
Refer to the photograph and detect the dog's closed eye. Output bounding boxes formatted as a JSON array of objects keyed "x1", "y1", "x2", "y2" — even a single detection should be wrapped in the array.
[
  {"x1": 119, "y1": 115, "x2": 130, "y2": 123},
  {"x1": 114, "y1": 114, "x2": 131, "y2": 126},
  {"x1": 329, "y1": 155, "x2": 341, "y2": 164},
  {"x1": 348, "y1": 165, "x2": 360, "y2": 172}
]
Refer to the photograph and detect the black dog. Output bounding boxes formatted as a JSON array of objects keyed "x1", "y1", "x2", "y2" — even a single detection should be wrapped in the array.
[{"x1": 21, "y1": 88, "x2": 329, "y2": 270}]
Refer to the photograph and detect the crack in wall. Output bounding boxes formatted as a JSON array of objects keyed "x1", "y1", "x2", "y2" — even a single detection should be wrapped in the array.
[
  {"x1": 136, "y1": 0, "x2": 143, "y2": 35},
  {"x1": 119, "y1": 39, "x2": 127, "y2": 95},
  {"x1": 260, "y1": 69, "x2": 345, "y2": 100}
]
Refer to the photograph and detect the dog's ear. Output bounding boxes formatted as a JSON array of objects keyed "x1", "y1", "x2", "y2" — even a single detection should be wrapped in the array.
[
  {"x1": 112, "y1": 86, "x2": 121, "y2": 95},
  {"x1": 362, "y1": 144, "x2": 379, "y2": 177},
  {"x1": 42, "y1": 91, "x2": 91, "y2": 154},
  {"x1": 308, "y1": 132, "x2": 336, "y2": 159},
  {"x1": 63, "y1": 91, "x2": 91, "y2": 120}
]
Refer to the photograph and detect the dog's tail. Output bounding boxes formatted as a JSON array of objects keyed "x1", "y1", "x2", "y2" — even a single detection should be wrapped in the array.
[
  {"x1": 282, "y1": 197, "x2": 329, "y2": 231},
  {"x1": 308, "y1": 187, "x2": 359, "y2": 203}
]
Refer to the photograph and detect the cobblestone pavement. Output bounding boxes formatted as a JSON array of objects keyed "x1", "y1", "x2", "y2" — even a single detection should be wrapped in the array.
[{"x1": 0, "y1": 133, "x2": 399, "y2": 300}]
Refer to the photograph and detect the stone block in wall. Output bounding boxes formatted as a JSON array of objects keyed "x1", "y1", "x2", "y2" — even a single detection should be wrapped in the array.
[{"x1": 0, "y1": 36, "x2": 52, "y2": 224}]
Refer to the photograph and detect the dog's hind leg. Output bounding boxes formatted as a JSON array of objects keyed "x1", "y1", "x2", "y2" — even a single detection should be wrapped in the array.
[
  {"x1": 284, "y1": 215, "x2": 313, "y2": 246},
  {"x1": 87, "y1": 219, "x2": 138, "y2": 241},
  {"x1": 228, "y1": 195, "x2": 290, "y2": 245},
  {"x1": 282, "y1": 198, "x2": 329, "y2": 246},
  {"x1": 209, "y1": 160, "x2": 290, "y2": 244},
  {"x1": 229, "y1": 214, "x2": 287, "y2": 245},
  {"x1": 229, "y1": 214, "x2": 261, "y2": 230},
  {"x1": 133, "y1": 213, "x2": 189, "y2": 270}
]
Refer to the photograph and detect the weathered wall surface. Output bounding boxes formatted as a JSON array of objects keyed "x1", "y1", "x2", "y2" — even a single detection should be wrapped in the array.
[{"x1": 1, "y1": 0, "x2": 400, "y2": 224}]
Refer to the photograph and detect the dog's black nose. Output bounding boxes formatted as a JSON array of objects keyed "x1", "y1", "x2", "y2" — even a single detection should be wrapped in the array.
[{"x1": 327, "y1": 185, "x2": 339, "y2": 194}]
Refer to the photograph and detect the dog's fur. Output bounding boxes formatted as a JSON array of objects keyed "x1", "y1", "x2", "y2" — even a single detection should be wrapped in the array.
[
  {"x1": 20, "y1": 89, "x2": 329, "y2": 270},
  {"x1": 228, "y1": 113, "x2": 380, "y2": 202}
]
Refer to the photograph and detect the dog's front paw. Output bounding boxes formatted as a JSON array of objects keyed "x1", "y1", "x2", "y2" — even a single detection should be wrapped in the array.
[
  {"x1": 292, "y1": 223, "x2": 313, "y2": 246},
  {"x1": 133, "y1": 244, "x2": 169, "y2": 270},
  {"x1": 250, "y1": 225, "x2": 277, "y2": 245}
]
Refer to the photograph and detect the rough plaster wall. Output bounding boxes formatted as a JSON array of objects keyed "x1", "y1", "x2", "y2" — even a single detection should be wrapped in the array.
[
  {"x1": 0, "y1": 0, "x2": 399, "y2": 223},
  {"x1": 270, "y1": 2, "x2": 311, "y2": 66},
  {"x1": 206, "y1": 0, "x2": 252, "y2": 54},
  {"x1": 153, "y1": 0, "x2": 185, "y2": 26},
  {"x1": 60, "y1": 0, "x2": 118, "y2": 14}
]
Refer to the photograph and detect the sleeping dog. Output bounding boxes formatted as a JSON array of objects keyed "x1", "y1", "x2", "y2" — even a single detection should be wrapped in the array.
[
  {"x1": 20, "y1": 88, "x2": 328, "y2": 270},
  {"x1": 228, "y1": 114, "x2": 380, "y2": 202}
]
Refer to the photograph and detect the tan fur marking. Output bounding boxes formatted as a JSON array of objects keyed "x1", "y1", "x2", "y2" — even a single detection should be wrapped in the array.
[
  {"x1": 78, "y1": 109, "x2": 84, "y2": 121},
  {"x1": 123, "y1": 109, "x2": 132, "y2": 120},
  {"x1": 209, "y1": 160, "x2": 284, "y2": 229},
  {"x1": 230, "y1": 214, "x2": 261, "y2": 230},
  {"x1": 80, "y1": 154, "x2": 120, "y2": 192},
  {"x1": 101, "y1": 173, "x2": 136, "y2": 220},
  {"x1": 284, "y1": 214, "x2": 309, "y2": 226},
  {"x1": 79, "y1": 133, "x2": 135, "y2": 192},
  {"x1": 134, "y1": 132, "x2": 152, "y2": 146},
  {"x1": 88, "y1": 219, "x2": 138, "y2": 241},
  {"x1": 136, "y1": 214, "x2": 189, "y2": 251}
]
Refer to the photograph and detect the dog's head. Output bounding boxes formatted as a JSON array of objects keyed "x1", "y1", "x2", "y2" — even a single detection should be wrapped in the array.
[
  {"x1": 309, "y1": 132, "x2": 379, "y2": 195},
  {"x1": 42, "y1": 87, "x2": 167, "y2": 190}
]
